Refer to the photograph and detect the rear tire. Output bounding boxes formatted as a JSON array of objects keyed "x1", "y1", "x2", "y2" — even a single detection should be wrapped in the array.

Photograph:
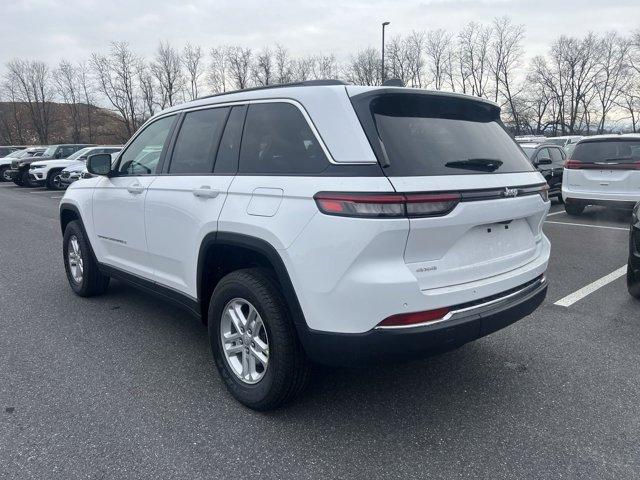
[
  {"x1": 208, "y1": 268, "x2": 311, "y2": 410},
  {"x1": 628, "y1": 263, "x2": 640, "y2": 299},
  {"x1": 63, "y1": 220, "x2": 110, "y2": 297},
  {"x1": 564, "y1": 202, "x2": 585, "y2": 216}
]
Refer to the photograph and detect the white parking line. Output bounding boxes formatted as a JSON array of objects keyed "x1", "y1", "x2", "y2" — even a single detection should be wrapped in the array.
[
  {"x1": 29, "y1": 190, "x2": 53, "y2": 194},
  {"x1": 554, "y1": 266, "x2": 627, "y2": 307},
  {"x1": 545, "y1": 220, "x2": 628, "y2": 231},
  {"x1": 50, "y1": 195, "x2": 63, "y2": 199},
  {"x1": 546, "y1": 211, "x2": 565, "y2": 217}
]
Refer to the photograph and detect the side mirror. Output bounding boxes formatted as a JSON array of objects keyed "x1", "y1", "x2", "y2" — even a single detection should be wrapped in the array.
[
  {"x1": 86, "y1": 154, "x2": 112, "y2": 176},
  {"x1": 537, "y1": 158, "x2": 552, "y2": 165},
  {"x1": 54, "y1": 151, "x2": 62, "y2": 159}
]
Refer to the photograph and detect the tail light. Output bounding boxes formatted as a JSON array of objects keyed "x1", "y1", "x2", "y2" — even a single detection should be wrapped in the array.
[
  {"x1": 377, "y1": 307, "x2": 451, "y2": 328},
  {"x1": 314, "y1": 192, "x2": 461, "y2": 218},
  {"x1": 564, "y1": 159, "x2": 640, "y2": 170},
  {"x1": 564, "y1": 159, "x2": 582, "y2": 169}
]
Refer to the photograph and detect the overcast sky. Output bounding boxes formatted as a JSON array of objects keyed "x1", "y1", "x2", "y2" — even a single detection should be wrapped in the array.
[{"x1": 1, "y1": 0, "x2": 639, "y2": 66}]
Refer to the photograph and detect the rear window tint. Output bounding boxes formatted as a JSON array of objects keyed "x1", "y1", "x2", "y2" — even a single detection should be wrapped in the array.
[
  {"x1": 572, "y1": 140, "x2": 640, "y2": 163},
  {"x1": 356, "y1": 93, "x2": 534, "y2": 176}
]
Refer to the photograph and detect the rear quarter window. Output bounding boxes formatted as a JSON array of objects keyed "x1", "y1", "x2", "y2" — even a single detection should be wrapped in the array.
[{"x1": 353, "y1": 93, "x2": 534, "y2": 176}]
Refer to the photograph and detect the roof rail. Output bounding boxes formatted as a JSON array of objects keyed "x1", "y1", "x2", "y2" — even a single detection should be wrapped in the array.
[{"x1": 195, "y1": 79, "x2": 348, "y2": 101}]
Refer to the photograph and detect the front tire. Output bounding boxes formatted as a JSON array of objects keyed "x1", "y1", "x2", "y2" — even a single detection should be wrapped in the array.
[
  {"x1": 63, "y1": 220, "x2": 110, "y2": 297},
  {"x1": 564, "y1": 202, "x2": 585, "y2": 216},
  {"x1": 46, "y1": 169, "x2": 64, "y2": 190},
  {"x1": 19, "y1": 169, "x2": 38, "y2": 188},
  {"x1": 0, "y1": 166, "x2": 10, "y2": 182},
  {"x1": 208, "y1": 268, "x2": 311, "y2": 410}
]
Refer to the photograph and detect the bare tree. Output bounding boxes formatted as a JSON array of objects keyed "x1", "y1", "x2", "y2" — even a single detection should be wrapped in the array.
[
  {"x1": 226, "y1": 46, "x2": 253, "y2": 90},
  {"x1": 310, "y1": 54, "x2": 338, "y2": 80},
  {"x1": 152, "y1": 41, "x2": 185, "y2": 108},
  {"x1": 1, "y1": 77, "x2": 27, "y2": 144},
  {"x1": 77, "y1": 62, "x2": 95, "y2": 142},
  {"x1": 5, "y1": 59, "x2": 55, "y2": 144},
  {"x1": 274, "y1": 45, "x2": 294, "y2": 83},
  {"x1": 137, "y1": 61, "x2": 157, "y2": 120},
  {"x1": 292, "y1": 56, "x2": 315, "y2": 81},
  {"x1": 182, "y1": 43, "x2": 204, "y2": 100},
  {"x1": 458, "y1": 22, "x2": 492, "y2": 97},
  {"x1": 344, "y1": 47, "x2": 381, "y2": 86},
  {"x1": 594, "y1": 32, "x2": 631, "y2": 133},
  {"x1": 54, "y1": 60, "x2": 82, "y2": 142},
  {"x1": 208, "y1": 47, "x2": 228, "y2": 93},
  {"x1": 425, "y1": 29, "x2": 453, "y2": 90},
  {"x1": 91, "y1": 41, "x2": 141, "y2": 138},
  {"x1": 489, "y1": 17, "x2": 526, "y2": 132},
  {"x1": 252, "y1": 47, "x2": 274, "y2": 86}
]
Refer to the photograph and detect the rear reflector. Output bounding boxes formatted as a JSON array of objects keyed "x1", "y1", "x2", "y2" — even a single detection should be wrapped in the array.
[
  {"x1": 314, "y1": 192, "x2": 461, "y2": 218},
  {"x1": 377, "y1": 307, "x2": 451, "y2": 328}
]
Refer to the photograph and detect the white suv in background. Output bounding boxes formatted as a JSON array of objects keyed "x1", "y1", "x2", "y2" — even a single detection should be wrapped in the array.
[
  {"x1": 29, "y1": 146, "x2": 122, "y2": 189},
  {"x1": 562, "y1": 134, "x2": 640, "y2": 215},
  {"x1": 59, "y1": 81, "x2": 550, "y2": 410}
]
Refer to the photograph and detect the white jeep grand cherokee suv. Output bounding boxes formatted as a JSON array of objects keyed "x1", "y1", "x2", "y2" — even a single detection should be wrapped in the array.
[
  {"x1": 59, "y1": 81, "x2": 550, "y2": 410},
  {"x1": 562, "y1": 134, "x2": 640, "y2": 215}
]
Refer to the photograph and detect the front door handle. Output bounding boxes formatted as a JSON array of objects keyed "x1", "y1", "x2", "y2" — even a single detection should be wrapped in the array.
[
  {"x1": 193, "y1": 186, "x2": 220, "y2": 199},
  {"x1": 127, "y1": 183, "x2": 144, "y2": 194}
]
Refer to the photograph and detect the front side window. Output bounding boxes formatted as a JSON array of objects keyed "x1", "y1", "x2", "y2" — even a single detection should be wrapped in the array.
[
  {"x1": 61, "y1": 146, "x2": 78, "y2": 158},
  {"x1": 118, "y1": 115, "x2": 175, "y2": 175},
  {"x1": 536, "y1": 148, "x2": 551, "y2": 162},
  {"x1": 169, "y1": 107, "x2": 229, "y2": 174},
  {"x1": 239, "y1": 102, "x2": 328, "y2": 174}
]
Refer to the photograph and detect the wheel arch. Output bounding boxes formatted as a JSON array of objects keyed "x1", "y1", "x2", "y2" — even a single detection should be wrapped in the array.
[{"x1": 197, "y1": 232, "x2": 307, "y2": 330}]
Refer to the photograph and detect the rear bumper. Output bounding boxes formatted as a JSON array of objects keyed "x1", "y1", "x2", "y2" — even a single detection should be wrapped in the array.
[
  {"x1": 565, "y1": 197, "x2": 637, "y2": 209},
  {"x1": 562, "y1": 185, "x2": 640, "y2": 207},
  {"x1": 298, "y1": 275, "x2": 547, "y2": 366}
]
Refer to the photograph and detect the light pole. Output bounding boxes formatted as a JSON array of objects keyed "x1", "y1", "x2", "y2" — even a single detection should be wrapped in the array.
[{"x1": 381, "y1": 21, "x2": 390, "y2": 84}]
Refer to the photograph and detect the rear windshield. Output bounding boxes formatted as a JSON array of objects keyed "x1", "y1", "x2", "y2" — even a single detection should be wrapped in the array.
[
  {"x1": 357, "y1": 93, "x2": 534, "y2": 176},
  {"x1": 572, "y1": 139, "x2": 640, "y2": 163}
]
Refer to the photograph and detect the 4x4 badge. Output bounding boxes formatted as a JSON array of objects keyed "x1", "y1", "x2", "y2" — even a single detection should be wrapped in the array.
[{"x1": 502, "y1": 187, "x2": 518, "y2": 198}]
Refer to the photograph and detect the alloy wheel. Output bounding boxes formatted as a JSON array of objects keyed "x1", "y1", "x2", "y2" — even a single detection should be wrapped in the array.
[
  {"x1": 67, "y1": 235, "x2": 84, "y2": 284},
  {"x1": 220, "y1": 298, "x2": 269, "y2": 384}
]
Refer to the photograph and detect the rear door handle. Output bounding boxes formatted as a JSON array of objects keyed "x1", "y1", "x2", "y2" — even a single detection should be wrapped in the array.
[
  {"x1": 127, "y1": 183, "x2": 144, "y2": 194},
  {"x1": 193, "y1": 186, "x2": 220, "y2": 199}
]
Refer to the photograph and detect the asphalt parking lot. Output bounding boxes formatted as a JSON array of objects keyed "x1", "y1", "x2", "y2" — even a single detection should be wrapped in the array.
[{"x1": 1, "y1": 184, "x2": 639, "y2": 480}]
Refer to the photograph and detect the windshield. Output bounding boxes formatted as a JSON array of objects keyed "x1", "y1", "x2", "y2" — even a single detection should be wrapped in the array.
[
  {"x1": 43, "y1": 146, "x2": 57, "y2": 157},
  {"x1": 359, "y1": 93, "x2": 534, "y2": 176},
  {"x1": 521, "y1": 146, "x2": 536, "y2": 159},
  {"x1": 66, "y1": 147, "x2": 93, "y2": 161},
  {"x1": 572, "y1": 140, "x2": 640, "y2": 163},
  {"x1": 5, "y1": 150, "x2": 26, "y2": 159}
]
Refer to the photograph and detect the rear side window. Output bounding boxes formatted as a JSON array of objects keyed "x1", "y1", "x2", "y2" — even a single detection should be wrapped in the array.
[
  {"x1": 572, "y1": 140, "x2": 640, "y2": 163},
  {"x1": 169, "y1": 107, "x2": 229, "y2": 174},
  {"x1": 355, "y1": 93, "x2": 534, "y2": 176},
  {"x1": 239, "y1": 102, "x2": 328, "y2": 174}
]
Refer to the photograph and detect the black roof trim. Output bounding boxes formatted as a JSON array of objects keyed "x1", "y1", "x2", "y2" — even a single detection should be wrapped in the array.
[{"x1": 195, "y1": 79, "x2": 348, "y2": 101}]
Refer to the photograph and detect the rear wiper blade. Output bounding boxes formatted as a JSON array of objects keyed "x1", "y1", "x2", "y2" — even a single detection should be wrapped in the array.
[{"x1": 444, "y1": 158, "x2": 503, "y2": 172}]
